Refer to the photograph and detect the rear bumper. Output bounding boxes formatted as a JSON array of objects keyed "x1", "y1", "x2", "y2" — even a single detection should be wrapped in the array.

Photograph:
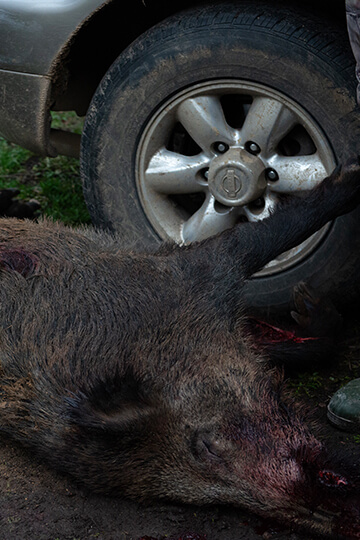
[{"x1": 0, "y1": 68, "x2": 55, "y2": 156}]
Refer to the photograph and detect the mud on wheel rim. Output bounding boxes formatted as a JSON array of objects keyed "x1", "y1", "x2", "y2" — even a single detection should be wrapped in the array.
[{"x1": 136, "y1": 80, "x2": 335, "y2": 276}]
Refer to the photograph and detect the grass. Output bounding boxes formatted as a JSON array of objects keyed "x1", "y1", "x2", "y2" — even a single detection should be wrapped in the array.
[
  {"x1": 0, "y1": 112, "x2": 90, "y2": 226},
  {"x1": 287, "y1": 330, "x2": 360, "y2": 409},
  {"x1": 287, "y1": 371, "x2": 325, "y2": 398}
]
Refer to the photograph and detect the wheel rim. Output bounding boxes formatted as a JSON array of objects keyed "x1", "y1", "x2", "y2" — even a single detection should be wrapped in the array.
[{"x1": 136, "y1": 81, "x2": 335, "y2": 276}]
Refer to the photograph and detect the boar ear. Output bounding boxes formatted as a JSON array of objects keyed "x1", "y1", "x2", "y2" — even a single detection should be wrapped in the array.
[{"x1": 64, "y1": 372, "x2": 155, "y2": 431}]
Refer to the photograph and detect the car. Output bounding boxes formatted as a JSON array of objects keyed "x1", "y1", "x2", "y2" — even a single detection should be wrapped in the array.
[{"x1": 1, "y1": 0, "x2": 360, "y2": 315}]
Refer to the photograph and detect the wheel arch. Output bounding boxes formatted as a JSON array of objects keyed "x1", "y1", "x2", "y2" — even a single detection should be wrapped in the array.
[
  {"x1": 50, "y1": 0, "x2": 346, "y2": 119},
  {"x1": 46, "y1": 0, "x2": 347, "y2": 157},
  {"x1": 50, "y1": 0, "x2": 198, "y2": 116}
]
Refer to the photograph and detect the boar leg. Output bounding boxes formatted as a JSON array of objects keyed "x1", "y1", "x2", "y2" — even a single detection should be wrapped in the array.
[
  {"x1": 184, "y1": 159, "x2": 360, "y2": 282},
  {"x1": 249, "y1": 282, "x2": 342, "y2": 368},
  {"x1": 290, "y1": 282, "x2": 342, "y2": 337}
]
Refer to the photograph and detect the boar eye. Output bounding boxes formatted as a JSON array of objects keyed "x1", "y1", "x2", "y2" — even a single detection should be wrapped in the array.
[
  {"x1": 192, "y1": 430, "x2": 224, "y2": 462},
  {"x1": 203, "y1": 439, "x2": 223, "y2": 459}
]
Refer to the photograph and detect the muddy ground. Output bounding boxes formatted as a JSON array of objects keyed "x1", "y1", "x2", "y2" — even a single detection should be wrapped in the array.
[{"x1": 0, "y1": 313, "x2": 359, "y2": 540}]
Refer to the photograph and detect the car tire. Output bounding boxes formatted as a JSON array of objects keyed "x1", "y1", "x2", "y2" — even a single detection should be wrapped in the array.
[{"x1": 81, "y1": 1, "x2": 360, "y2": 316}]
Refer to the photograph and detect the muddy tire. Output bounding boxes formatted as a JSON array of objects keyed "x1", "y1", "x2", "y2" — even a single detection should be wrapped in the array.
[{"x1": 81, "y1": 1, "x2": 360, "y2": 315}]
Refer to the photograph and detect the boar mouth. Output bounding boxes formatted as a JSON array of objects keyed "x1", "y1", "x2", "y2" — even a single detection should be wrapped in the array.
[
  {"x1": 248, "y1": 454, "x2": 360, "y2": 538},
  {"x1": 274, "y1": 494, "x2": 360, "y2": 539}
]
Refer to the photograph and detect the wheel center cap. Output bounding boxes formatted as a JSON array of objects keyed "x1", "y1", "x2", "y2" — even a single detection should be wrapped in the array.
[
  {"x1": 208, "y1": 147, "x2": 266, "y2": 206},
  {"x1": 222, "y1": 168, "x2": 242, "y2": 199}
]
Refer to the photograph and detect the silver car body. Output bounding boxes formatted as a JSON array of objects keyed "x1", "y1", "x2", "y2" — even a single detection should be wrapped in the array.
[
  {"x1": 0, "y1": 0, "x2": 113, "y2": 155},
  {"x1": 0, "y1": 1, "x2": 106, "y2": 74}
]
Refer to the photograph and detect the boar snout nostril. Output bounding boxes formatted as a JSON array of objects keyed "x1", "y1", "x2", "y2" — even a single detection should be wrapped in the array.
[{"x1": 318, "y1": 469, "x2": 349, "y2": 489}]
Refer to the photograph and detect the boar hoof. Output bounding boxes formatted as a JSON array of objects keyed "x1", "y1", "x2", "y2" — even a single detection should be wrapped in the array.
[{"x1": 291, "y1": 282, "x2": 342, "y2": 337}]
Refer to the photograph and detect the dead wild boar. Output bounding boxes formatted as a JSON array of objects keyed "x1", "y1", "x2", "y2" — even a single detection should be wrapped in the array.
[{"x1": 0, "y1": 161, "x2": 359, "y2": 538}]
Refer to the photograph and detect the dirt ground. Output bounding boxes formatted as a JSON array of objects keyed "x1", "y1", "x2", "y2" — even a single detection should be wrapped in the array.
[{"x1": 0, "y1": 315, "x2": 359, "y2": 540}]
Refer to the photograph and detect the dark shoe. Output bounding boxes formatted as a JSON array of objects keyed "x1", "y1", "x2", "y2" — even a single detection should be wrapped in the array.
[{"x1": 327, "y1": 378, "x2": 360, "y2": 431}]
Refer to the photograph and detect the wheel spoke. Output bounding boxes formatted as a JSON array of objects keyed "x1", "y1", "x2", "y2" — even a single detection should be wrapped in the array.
[
  {"x1": 241, "y1": 97, "x2": 297, "y2": 154},
  {"x1": 182, "y1": 194, "x2": 238, "y2": 243},
  {"x1": 267, "y1": 154, "x2": 328, "y2": 193},
  {"x1": 241, "y1": 191, "x2": 278, "y2": 222},
  {"x1": 176, "y1": 95, "x2": 237, "y2": 152},
  {"x1": 145, "y1": 149, "x2": 210, "y2": 194}
]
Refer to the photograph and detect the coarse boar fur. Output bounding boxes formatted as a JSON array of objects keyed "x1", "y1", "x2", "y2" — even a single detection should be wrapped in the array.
[{"x1": 0, "y1": 161, "x2": 359, "y2": 538}]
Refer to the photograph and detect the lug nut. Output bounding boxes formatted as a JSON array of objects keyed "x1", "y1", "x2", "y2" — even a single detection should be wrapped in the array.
[
  {"x1": 266, "y1": 168, "x2": 279, "y2": 182},
  {"x1": 246, "y1": 141, "x2": 261, "y2": 155},
  {"x1": 203, "y1": 168, "x2": 209, "y2": 180},
  {"x1": 215, "y1": 142, "x2": 229, "y2": 154}
]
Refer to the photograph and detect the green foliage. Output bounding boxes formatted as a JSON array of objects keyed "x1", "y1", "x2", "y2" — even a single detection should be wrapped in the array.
[
  {"x1": 0, "y1": 112, "x2": 90, "y2": 226},
  {"x1": 0, "y1": 138, "x2": 32, "y2": 175},
  {"x1": 287, "y1": 371, "x2": 324, "y2": 398},
  {"x1": 51, "y1": 110, "x2": 84, "y2": 134},
  {"x1": 32, "y1": 156, "x2": 91, "y2": 225}
]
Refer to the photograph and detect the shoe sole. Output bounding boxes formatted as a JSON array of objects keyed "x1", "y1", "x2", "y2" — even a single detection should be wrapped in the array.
[{"x1": 327, "y1": 405, "x2": 358, "y2": 432}]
